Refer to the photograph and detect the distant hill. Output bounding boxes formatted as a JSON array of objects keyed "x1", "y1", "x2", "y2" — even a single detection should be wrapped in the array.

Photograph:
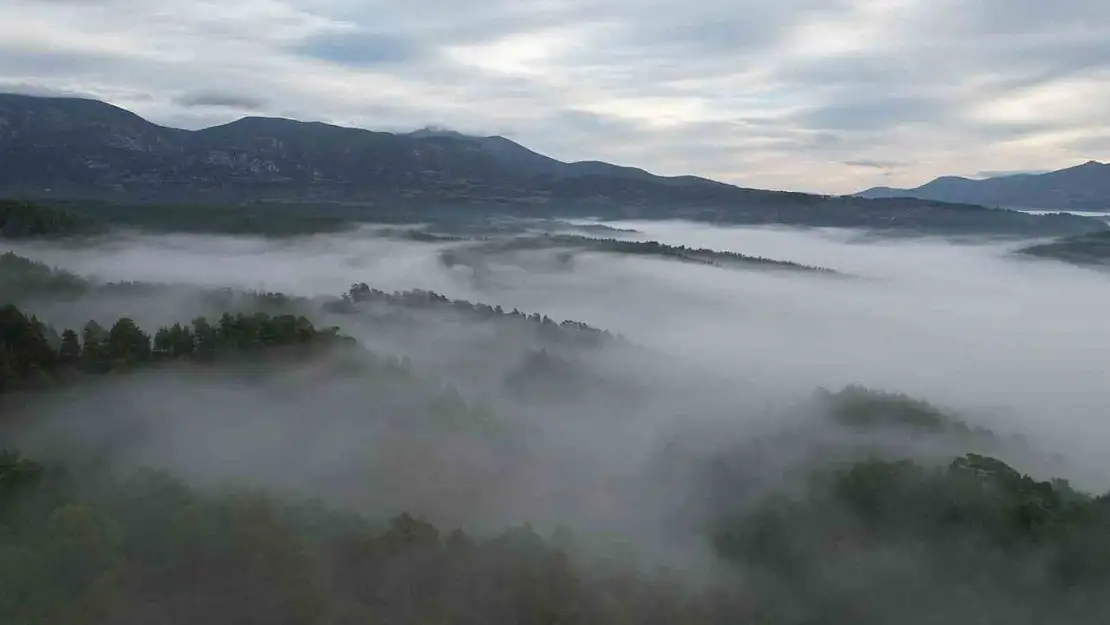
[
  {"x1": 1, "y1": 93, "x2": 1106, "y2": 237},
  {"x1": 1018, "y1": 230, "x2": 1110, "y2": 266},
  {"x1": 857, "y1": 161, "x2": 1110, "y2": 212}
]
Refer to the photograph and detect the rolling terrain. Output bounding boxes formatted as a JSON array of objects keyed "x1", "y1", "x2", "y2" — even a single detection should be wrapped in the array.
[{"x1": 2, "y1": 93, "x2": 1105, "y2": 237}]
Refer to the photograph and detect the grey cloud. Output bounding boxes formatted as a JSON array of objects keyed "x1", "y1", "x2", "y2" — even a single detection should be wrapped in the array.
[
  {"x1": 925, "y1": 0, "x2": 1110, "y2": 36},
  {"x1": 0, "y1": 81, "x2": 96, "y2": 99},
  {"x1": 1063, "y1": 135, "x2": 1110, "y2": 156},
  {"x1": 972, "y1": 120, "x2": 1071, "y2": 141},
  {"x1": 175, "y1": 91, "x2": 266, "y2": 109},
  {"x1": 14, "y1": 0, "x2": 124, "y2": 3},
  {"x1": 552, "y1": 0, "x2": 860, "y2": 87},
  {"x1": 0, "y1": 47, "x2": 119, "y2": 77},
  {"x1": 975, "y1": 169, "x2": 1049, "y2": 178},
  {"x1": 809, "y1": 132, "x2": 843, "y2": 146},
  {"x1": 294, "y1": 30, "x2": 426, "y2": 66},
  {"x1": 844, "y1": 159, "x2": 910, "y2": 170},
  {"x1": 762, "y1": 1, "x2": 1110, "y2": 141},
  {"x1": 792, "y1": 95, "x2": 953, "y2": 132}
]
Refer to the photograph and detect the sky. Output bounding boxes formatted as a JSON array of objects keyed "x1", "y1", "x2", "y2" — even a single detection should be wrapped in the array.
[{"x1": 1, "y1": 0, "x2": 1108, "y2": 194}]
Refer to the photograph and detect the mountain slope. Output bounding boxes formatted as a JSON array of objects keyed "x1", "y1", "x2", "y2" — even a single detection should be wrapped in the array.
[
  {"x1": 0, "y1": 93, "x2": 1106, "y2": 236},
  {"x1": 857, "y1": 161, "x2": 1110, "y2": 211}
]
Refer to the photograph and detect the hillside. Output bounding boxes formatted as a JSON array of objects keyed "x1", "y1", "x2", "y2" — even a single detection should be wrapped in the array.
[
  {"x1": 1019, "y1": 230, "x2": 1110, "y2": 266},
  {"x1": 857, "y1": 161, "x2": 1110, "y2": 211},
  {"x1": 1, "y1": 93, "x2": 1106, "y2": 236}
]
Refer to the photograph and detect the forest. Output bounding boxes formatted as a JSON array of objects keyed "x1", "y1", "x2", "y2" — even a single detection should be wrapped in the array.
[
  {"x1": 3, "y1": 197, "x2": 1110, "y2": 624},
  {"x1": 5, "y1": 295, "x2": 1110, "y2": 624},
  {"x1": 436, "y1": 234, "x2": 841, "y2": 274},
  {"x1": 1018, "y1": 230, "x2": 1110, "y2": 266}
]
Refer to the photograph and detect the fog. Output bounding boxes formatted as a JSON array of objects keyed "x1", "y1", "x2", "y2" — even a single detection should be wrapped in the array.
[
  {"x1": 7, "y1": 219, "x2": 1110, "y2": 541},
  {"x1": 9, "y1": 214, "x2": 1110, "y2": 625}
]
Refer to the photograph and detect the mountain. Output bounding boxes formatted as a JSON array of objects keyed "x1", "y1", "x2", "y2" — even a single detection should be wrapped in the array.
[
  {"x1": 1, "y1": 93, "x2": 1106, "y2": 237},
  {"x1": 857, "y1": 161, "x2": 1110, "y2": 211}
]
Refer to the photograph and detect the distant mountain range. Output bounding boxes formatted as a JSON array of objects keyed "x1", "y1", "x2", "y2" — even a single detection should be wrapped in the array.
[
  {"x1": 0, "y1": 93, "x2": 1105, "y2": 237},
  {"x1": 857, "y1": 162, "x2": 1110, "y2": 212}
]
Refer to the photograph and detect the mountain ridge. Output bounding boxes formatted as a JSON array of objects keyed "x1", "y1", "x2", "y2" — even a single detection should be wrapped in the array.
[
  {"x1": 0, "y1": 92, "x2": 1106, "y2": 236},
  {"x1": 857, "y1": 161, "x2": 1110, "y2": 211}
]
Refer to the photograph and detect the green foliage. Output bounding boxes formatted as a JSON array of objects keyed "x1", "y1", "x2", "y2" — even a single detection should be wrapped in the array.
[
  {"x1": 0, "y1": 304, "x2": 58, "y2": 390},
  {"x1": 0, "y1": 200, "x2": 90, "y2": 238},
  {"x1": 577, "y1": 235, "x2": 838, "y2": 273},
  {"x1": 0, "y1": 449, "x2": 45, "y2": 503},
  {"x1": 106, "y1": 317, "x2": 151, "y2": 365},
  {"x1": 820, "y1": 384, "x2": 982, "y2": 434},
  {"x1": 1020, "y1": 230, "x2": 1110, "y2": 266},
  {"x1": 710, "y1": 453, "x2": 1110, "y2": 623},
  {"x1": 0, "y1": 252, "x2": 89, "y2": 299},
  {"x1": 58, "y1": 329, "x2": 81, "y2": 363},
  {"x1": 333, "y1": 282, "x2": 616, "y2": 347},
  {"x1": 439, "y1": 233, "x2": 839, "y2": 274},
  {"x1": 0, "y1": 450, "x2": 725, "y2": 625},
  {"x1": 0, "y1": 304, "x2": 344, "y2": 395},
  {"x1": 32, "y1": 199, "x2": 359, "y2": 237}
]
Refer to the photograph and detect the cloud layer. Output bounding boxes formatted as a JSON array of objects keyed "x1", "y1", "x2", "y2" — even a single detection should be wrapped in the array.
[{"x1": 1, "y1": 0, "x2": 1108, "y2": 193}]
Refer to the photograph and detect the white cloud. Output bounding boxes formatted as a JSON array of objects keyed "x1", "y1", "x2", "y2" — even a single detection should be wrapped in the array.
[{"x1": 1, "y1": 0, "x2": 1109, "y2": 194}]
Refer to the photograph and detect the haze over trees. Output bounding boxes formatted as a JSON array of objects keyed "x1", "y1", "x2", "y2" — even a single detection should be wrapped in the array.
[{"x1": 4, "y1": 204, "x2": 1110, "y2": 624}]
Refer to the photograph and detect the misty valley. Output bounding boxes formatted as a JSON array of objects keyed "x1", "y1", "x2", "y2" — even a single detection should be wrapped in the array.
[{"x1": 4, "y1": 198, "x2": 1110, "y2": 625}]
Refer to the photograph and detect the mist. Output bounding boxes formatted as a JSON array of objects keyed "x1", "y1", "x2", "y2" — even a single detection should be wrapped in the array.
[
  {"x1": 8, "y1": 220, "x2": 1109, "y2": 472},
  {"x1": 8, "y1": 214, "x2": 1110, "y2": 623}
]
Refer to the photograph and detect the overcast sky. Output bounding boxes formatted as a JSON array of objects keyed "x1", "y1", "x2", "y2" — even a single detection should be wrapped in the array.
[{"x1": 1, "y1": 0, "x2": 1107, "y2": 194}]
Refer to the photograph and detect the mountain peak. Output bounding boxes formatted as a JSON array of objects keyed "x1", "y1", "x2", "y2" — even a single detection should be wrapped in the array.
[
  {"x1": 407, "y1": 126, "x2": 475, "y2": 140},
  {"x1": 224, "y1": 115, "x2": 302, "y2": 127},
  {"x1": 856, "y1": 160, "x2": 1110, "y2": 210},
  {"x1": 0, "y1": 91, "x2": 150, "y2": 124}
]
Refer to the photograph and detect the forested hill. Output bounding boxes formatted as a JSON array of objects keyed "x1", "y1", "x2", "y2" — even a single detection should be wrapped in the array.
[
  {"x1": 2, "y1": 93, "x2": 1106, "y2": 237},
  {"x1": 1018, "y1": 230, "x2": 1110, "y2": 267},
  {"x1": 4, "y1": 301, "x2": 1110, "y2": 623},
  {"x1": 4, "y1": 248, "x2": 1110, "y2": 622}
]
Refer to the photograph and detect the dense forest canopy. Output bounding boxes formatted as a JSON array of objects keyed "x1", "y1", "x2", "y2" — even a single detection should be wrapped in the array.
[{"x1": 0, "y1": 199, "x2": 91, "y2": 238}]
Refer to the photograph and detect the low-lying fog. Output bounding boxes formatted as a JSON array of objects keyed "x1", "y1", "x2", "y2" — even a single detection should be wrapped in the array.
[{"x1": 8, "y1": 220, "x2": 1110, "y2": 495}]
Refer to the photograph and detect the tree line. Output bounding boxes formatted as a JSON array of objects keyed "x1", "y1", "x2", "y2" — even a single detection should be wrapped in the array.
[
  {"x1": 555, "y1": 234, "x2": 839, "y2": 273},
  {"x1": 2, "y1": 249, "x2": 618, "y2": 349},
  {"x1": 0, "y1": 200, "x2": 91, "y2": 238},
  {"x1": 0, "y1": 303, "x2": 342, "y2": 393},
  {"x1": 327, "y1": 282, "x2": 617, "y2": 347},
  {"x1": 437, "y1": 233, "x2": 840, "y2": 274}
]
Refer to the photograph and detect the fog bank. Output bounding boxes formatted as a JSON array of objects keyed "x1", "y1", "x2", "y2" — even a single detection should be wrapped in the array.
[{"x1": 7, "y1": 220, "x2": 1110, "y2": 491}]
